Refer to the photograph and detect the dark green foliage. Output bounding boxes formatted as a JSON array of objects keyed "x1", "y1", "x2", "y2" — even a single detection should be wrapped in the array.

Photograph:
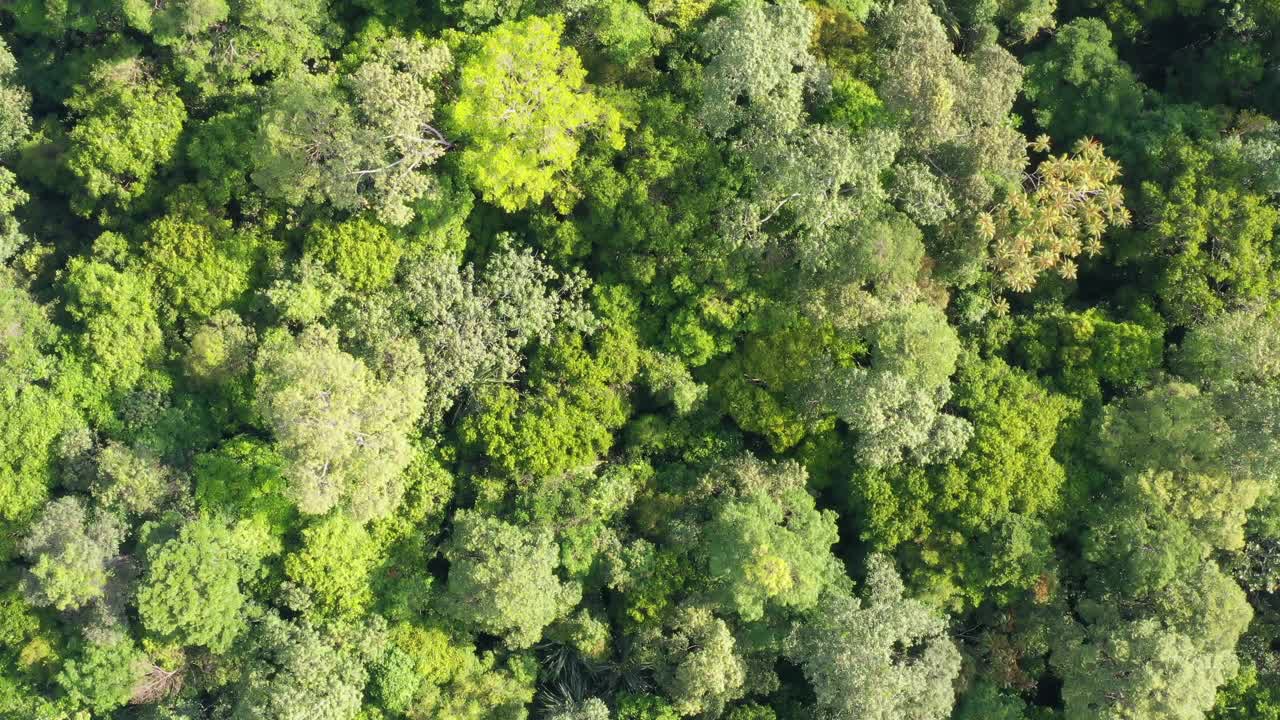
[
  {"x1": 1013, "y1": 307, "x2": 1163, "y2": 401},
  {"x1": 1023, "y1": 19, "x2": 1146, "y2": 143},
  {"x1": 849, "y1": 354, "x2": 1076, "y2": 608},
  {"x1": 0, "y1": 0, "x2": 1275, "y2": 717}
]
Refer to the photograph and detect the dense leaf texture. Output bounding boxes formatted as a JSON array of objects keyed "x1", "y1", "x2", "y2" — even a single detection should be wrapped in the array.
[{"x1": 0, "y1": 0, "x2": 1277, "y2": 716}]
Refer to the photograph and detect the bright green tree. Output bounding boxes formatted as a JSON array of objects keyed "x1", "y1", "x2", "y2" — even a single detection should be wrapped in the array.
[
  {"x1": 850, "y1": 354, "x2": 1075, "y2": 608},
  {"x1": 142, "y1": 210, "x2": 265, "y2": 326},
  {"x1": 576, "y1": 0, "x2": 662, "y2": 69},
  {"x1": 438, "y1": 0, "x2": 531, "y2": 29},
  {"x1": 511, "y1": 461, "x2": 644, "y2": 577},
  {"x1": 1132, "y1": 136, "x2": 1279, "y2": 325},
  {"x1": 61, "y1": 252, "x2": 165, "y2": 422},
  {"x1": 1097, "y1": 382, "x2": 1228, "y2": 478},
  {"x1": 1176, "y1": 306, "x2": 1280, "y2": 484},
  {"x1": 617, "y1": 693, "x2": 680, "y2": 720},
  {"x1": 65, "y1": 58, "x2": 186, "y2": 216},
  {"x1": 194, "y1": 437, "x2": 296, "y2": 540},
  {"x1": 1014, "y1": 307, "x2": 1163, "y2": 401},
  {"x1": 1178, "y1": 305, "x2": 1280, "y2": 386},
  {"x1": 459, "y1": 327, "x2": 636, "y2": 478},
  {"x1": 377, "y1": 622, "x2": 537, "y2": 719},
  {"x1": 285, "y1": 512, "x2": 381, "y2": 619},
  {"x1": 0, "y1": 272, "x2": 74, "y2": 531},
  {"x1": 1054, "y1": 375, "x2": 1260, "y2": 720},
  {"x1": 304, "y1": 218, "x2": 402, "y2": 292},
  {"x1": 1209, "y1": 663, "x2": 1280, "y2": 720},
  {"x1": 186, "y1": 310, "x2": 257, "y2": 388},
  {"x1": 450, "y1": 15, "x2": 623, "y2": 211},
  {"x1": 137, "y1": 515, "x2": 254, "y2": 652},
  {"x1": 55, "y1": 637, "x2": 147, "y2": 715}
]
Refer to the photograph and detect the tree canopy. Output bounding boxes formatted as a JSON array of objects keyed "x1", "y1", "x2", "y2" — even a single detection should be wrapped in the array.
[{"x1": 0, "y1": 0, "x2": 1278, "y2": 717}]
